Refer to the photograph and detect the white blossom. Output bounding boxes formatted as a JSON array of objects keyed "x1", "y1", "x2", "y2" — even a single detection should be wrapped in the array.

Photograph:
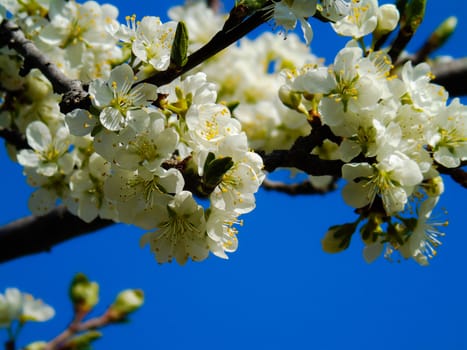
[
  {"x1": 272, "y1": 0, "x2": 318, "y2": 45},
  {"x1": 319, "y1": 0, "x2": 351, "y2": 22},
  {"x1": 88, "y1": 63, "x2": 158, "y2": 131},
  {"x1": 132, "y1": 16, "x2": 177, "y2": 71},
  {"x1": 17, "y1": 121, "x2": 73, "y2": 177},
  {"x1": 0, "y1": 288, "x2": 54, "y2": 328},
  {"x1": 427, "y1": 98, "x2": 467, "y2": 168},
  {"x1": 399, "y1": 196, "x2": 447, "y2": 266},
  {"x1": 140, "y1": 191, "x2": 208, "y2": 265},
  {"x1": 342, "y1": 152, "x2": 423, "y2": 215},
  {"x1": 168, "y1": 1, "x2": 225, "y2": 51},
  {"x1": 331, "y1": 0, "x2": 378, "y2": 38}
]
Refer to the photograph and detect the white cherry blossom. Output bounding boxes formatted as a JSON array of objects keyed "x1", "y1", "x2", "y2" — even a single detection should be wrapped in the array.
[
  {"x1": 17, "y1": 121, "x2": 73, "y2": 177},
  {"x1": 399, "y1": 196, "x2": 446, "y2": 266},
  {"x1": 342, "y1": 152, "x2": 423, "y2": 214},
  {"x1": 273, "y1": 0, "x2": 318, "y2": 45},
  {"x1": 331, "y1": 0, "x2": 378, "y2": 38},
  {"x1": 88, "y1": 63, "x2": 158, "y2": 131},
  {"x1": 140, "y1": 191, "x2": 208, "y2": 265},
  {"x1": 132, "y1": 16, "x2": 177, "y2": 71}
]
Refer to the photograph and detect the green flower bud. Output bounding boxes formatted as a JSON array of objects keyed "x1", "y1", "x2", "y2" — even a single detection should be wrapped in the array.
[
  {"x1": 24, "y1": 342, "x2": 47, "y2": 350},
  {"x1": 279, "y1": 85, "x2": 303, "y2": 111},
  {"x1": 321, "y1": 222, "x2": 357, "y2": 253},
  {"x1": 428, "y1": 16, "x2": 457, "y2": 51},
  {"x1": 24, "y1": 69, "x2": 52, "y2": 101},
  {"x1": 109, "y1": 289, "x2": 144, "y2": 320},
  {"x1": 66, "y1": 331, "x2": 102, "y2": 350},
  {"x1": 69, "y1": 273, "x2": 99, "y2": 313},
  {"x1": 360, "y1": 216, "x2": 383, "y2": 244},
  {"x1": 424, "y1": 176, "x2": 445, "y2": 197}
]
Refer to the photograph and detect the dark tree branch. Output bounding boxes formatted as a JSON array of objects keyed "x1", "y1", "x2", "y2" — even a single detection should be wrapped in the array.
[
  {"x1": 261, "y1": 178, "x2": 339, "y2": 195},
  {"x1": 261, "y1": 121, "x2": 344, "y2": 176},
  {"x1": 431, "y1": 58, "x2": 467, "y2": 97},
  {"x1": 0, "y1": 128, "x2": 29, "y2": 149},
  {"x1": 261, "y1": 149, "x2": 344, "y2": 176},
  {"x1": 438, "y1": 163, "x2": 467, "y2": 189},
  {"x1": 0, "y1": 19, "x2": 90, "y2": 114},
  {"x1": 0, "y1": 156, "x2": 465, "y2": 265},
  {"x1": 0, "y1": 205, "x2": 113, "y2": 264}
]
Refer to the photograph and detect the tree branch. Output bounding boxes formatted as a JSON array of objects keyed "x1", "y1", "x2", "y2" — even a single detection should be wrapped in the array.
[
  {"x1": 0, "y1": 205, "x2": 113, "y2": 264},
  {"x1": 261, "y1": 149, "x2": 344, "y2": 176},
  {"x1": 0, "y1": 19, "x2": 90, "y2": 114},
  {"x1": 431, "y1": 58, "x2": 467, "y2": 97},
  {"x1": 0, "y1": 2, "x2": 466, "y2": 266},
  {"x1": 437, "y1": 163, "x2": 467, "y2": 189},
  {"x1": 261, "y1": 178, "x2": 339, "y2": 195},
  {"x1": 0, "y1": 128, "x2": 28, "y2": 149},
  {"x1": 261, "y1": 120, "x2": 344, "y2": 176}
]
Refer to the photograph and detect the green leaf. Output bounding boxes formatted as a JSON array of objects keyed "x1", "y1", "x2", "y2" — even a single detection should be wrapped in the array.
[
  {"x1": 203, "y1": 154, "x2": 234, "y2": 192},
  {"x1": 90, "y1": 124, "x2": 103, "y2": 137},
  {"x1": 405, "y1": 0, "x2": 426, "y2": 32},
  {"x1": 170, "y1": 21, "x2": 189, "y2": 67}
]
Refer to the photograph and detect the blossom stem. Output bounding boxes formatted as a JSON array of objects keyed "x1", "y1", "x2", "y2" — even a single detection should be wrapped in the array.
[{"x1": 45, "y1": 311, "x2": 111, "y2": 350}]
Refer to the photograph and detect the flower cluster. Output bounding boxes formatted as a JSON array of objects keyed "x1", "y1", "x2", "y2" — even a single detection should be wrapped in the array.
[
  {"x1": 172, "y1": 2, "x2": 322, "y2": 152},
  {"x1": 282, "y1": 23, "x2": 465, "y2": 264},
  {"x1": 1, "y1": 0, "x2": 465, "y2": 267},
  {"x1": 1, "y1": 0, "x2": 268, "y2": 265}
]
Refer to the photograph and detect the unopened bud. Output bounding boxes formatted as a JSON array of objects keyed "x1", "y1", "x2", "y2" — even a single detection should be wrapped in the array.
[
  {"x1": 428, "y1": 16, "x2": 457, "y2": 51},
  {"x1": 424, "y1": 176, "x2": 445, "y2": 197},
  {"x1": 321, "y1": 222, "x2": 357, "y2": 253},
  {"x1": 66, "y1": 331, "x2": 102, "y2": 349},
  {"x1": 279, "y1": 85, "x2": 302, "y2": 110},
  {"x1": 109, "y1": 289, "x2": 144, "y2": 320},
  {"x1": 375, "y1": 4, "x2": 400, "y2": 35},
  {"x1": 24, "y1": 69, "x2": 52, "y2": 101},
  {"x1": 24, "y1": 342, "x2": 47, "y2": 350},
  {"x1": 360, "y1": 216, "x2": 383, "y2": 244},
  {"x1": 69, "y1": 273, "x2": 99, "y2": 313}
]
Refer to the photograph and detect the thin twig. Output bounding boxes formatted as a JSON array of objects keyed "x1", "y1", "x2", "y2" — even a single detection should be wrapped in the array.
[{"x1": 45, "y1": 311, "x2": 111, "y2": 350}]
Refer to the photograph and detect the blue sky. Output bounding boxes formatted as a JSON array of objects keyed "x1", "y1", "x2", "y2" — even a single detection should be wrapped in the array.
[{"x1": 1, "y1": 1, "x2": 467, "y2": 349}]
